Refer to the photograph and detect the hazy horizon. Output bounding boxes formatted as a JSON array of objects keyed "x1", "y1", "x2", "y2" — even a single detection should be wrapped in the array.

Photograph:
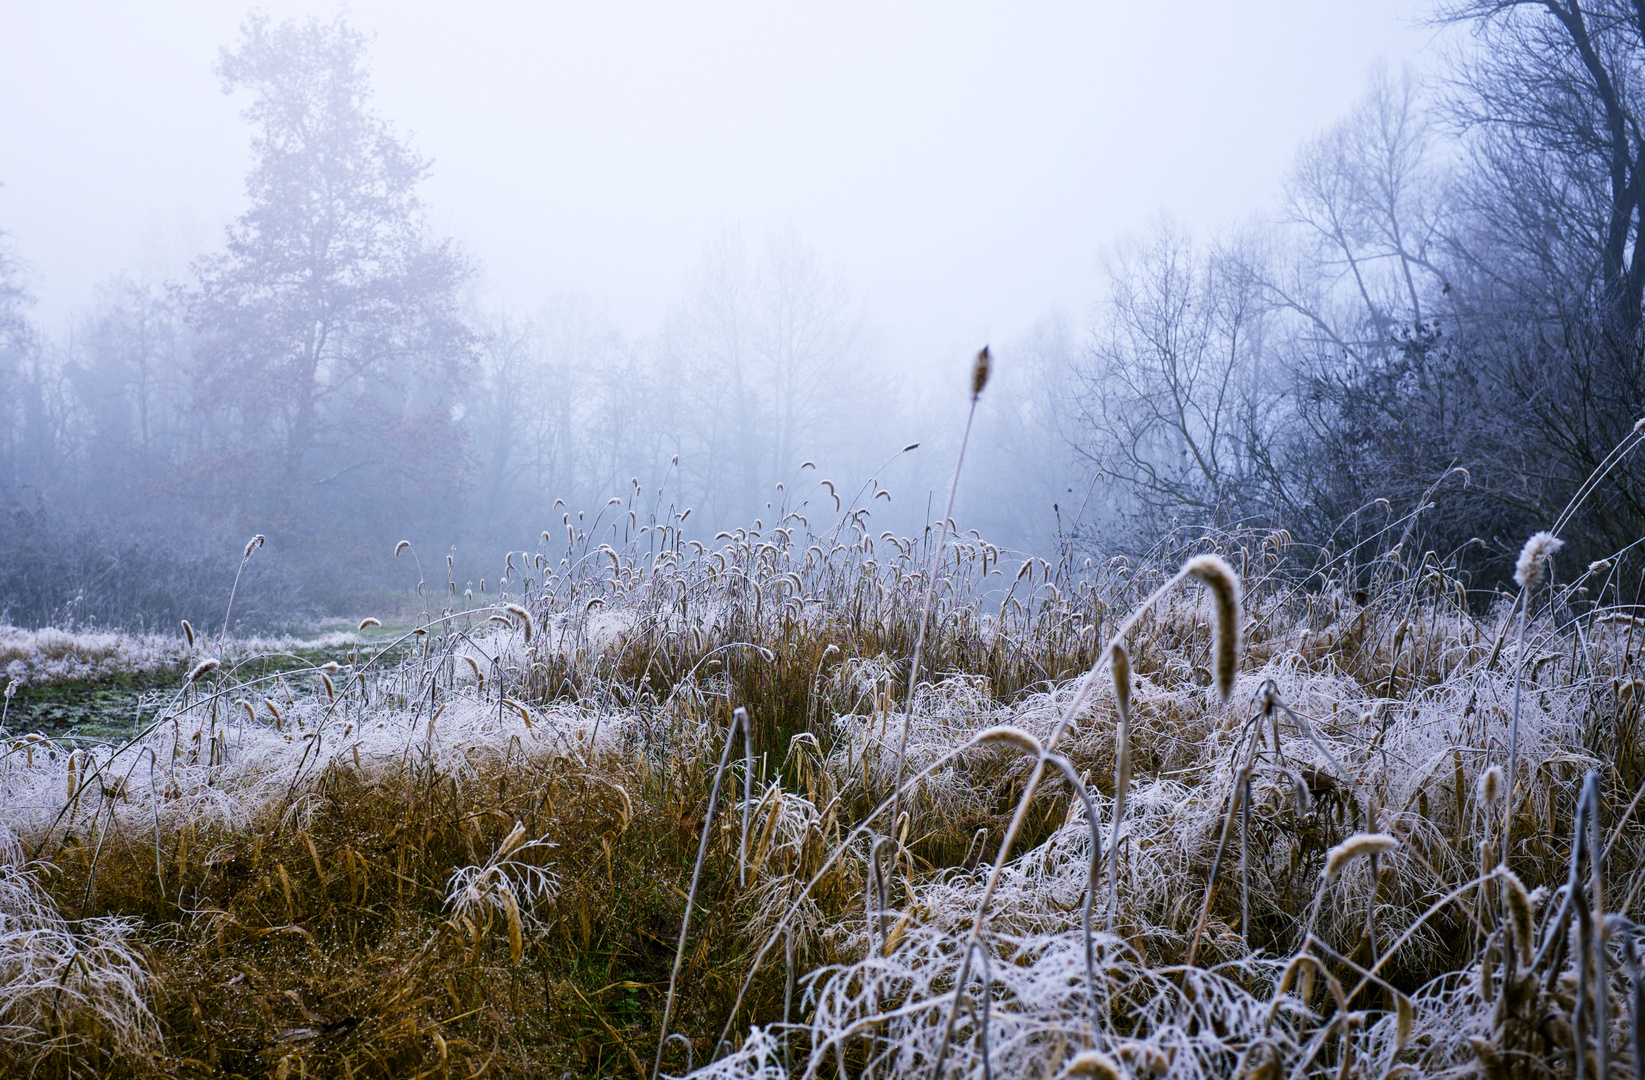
[{"x1": 3, "y1": 2, "x2": 1433, "y2": 370}]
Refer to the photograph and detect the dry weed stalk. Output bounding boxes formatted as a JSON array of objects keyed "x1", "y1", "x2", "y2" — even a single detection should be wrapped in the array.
[{"x1": 889, "y1": 347, "x2": 991, "y2": 836}]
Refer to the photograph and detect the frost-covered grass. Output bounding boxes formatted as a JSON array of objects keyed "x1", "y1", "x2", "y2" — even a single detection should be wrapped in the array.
[
  {"x1": 1, "y1": 625, "x2": 187, "y2": 688},
  {"x1": 0, "y1": 623, "x2": 368, "y2": 689},
  {"x1": 0, "y1": 507, "x2": 1640, "y2": 1078}
]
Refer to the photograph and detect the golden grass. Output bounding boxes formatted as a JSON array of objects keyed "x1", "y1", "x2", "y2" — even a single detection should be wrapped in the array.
[{"x1": 1, "y1": 504, "x2": 1641, "y2": 1078}]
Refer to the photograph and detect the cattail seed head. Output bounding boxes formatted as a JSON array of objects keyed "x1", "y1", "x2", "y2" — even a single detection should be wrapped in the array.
[
  {"x1": 1058, "y1": 1050, "x2": 1122, "y2": 1080},
  {"x1": 187, "y1": 658, "x2": 219, "y2": 683},
  {"x1": 971, "y1": 346, "x2": 991, "y2": 398},
  {"x1": 974, "y1": 725, "x2": 1043, "y2": 758},
  {"x1": 1323, "y1": 832, "x2": 1399, "y2": 880},
  {"x1": 1477, "y1": 765, "x2": 1503, "y2": 807},
  {"x1": 1183, "y1": 554, "x2": 1241, "y2": 702},
  {"x1": 1513, "y1": 531, "x2": 1563, "y2": 589}
]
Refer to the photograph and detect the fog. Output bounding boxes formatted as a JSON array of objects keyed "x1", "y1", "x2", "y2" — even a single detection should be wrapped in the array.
[
  {"x1": 4, "y1": 3, "x2": 1431, "y2": 357},
  {"x1": 13, "y1": 2, "x2": 1642, "y2": 631}
]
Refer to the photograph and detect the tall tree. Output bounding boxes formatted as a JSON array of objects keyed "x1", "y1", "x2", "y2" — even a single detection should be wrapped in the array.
[
  {"x1": 1436, "y1": 0, "x2": 1645, "y2": 561},
  {"x1": 1442, "y1": 0, "x2": 1645, "y2": 332},
  {"x1": 0, "y1": 233, "x2": 63, "y2": 496},
  {"x1": 0, "y1": 232, "x2": 35, "y2": 491},
  {"x1": 187, "y1": 12, "x2": 473, "y2": 551}
]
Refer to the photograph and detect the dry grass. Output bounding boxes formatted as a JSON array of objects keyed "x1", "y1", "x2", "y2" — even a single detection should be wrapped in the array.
[{"x1": 1, "y1": 492, "x2": 1642, "y2": 1078}]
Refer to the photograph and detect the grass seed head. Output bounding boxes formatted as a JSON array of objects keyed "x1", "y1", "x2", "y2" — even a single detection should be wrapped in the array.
[
  {"x1": 1499, "y1": 867, "x2": 1534, "y2": 965},
  {"x1": 1111, "y1": 641, "x2": 1132, "y2": 731},
  {"x1": 973, "y1": 725, "x2": 1042, "y2": 758},
  {"x1": 1477, "y1": 765, "x2": 1503, "y2": 807},
  {"x1": 1324, "y1": 833, "x2": 1399, "y2": 881},
  {"x1": 1513, "y1": 531, "x2": 1563, "y2": 589},
  {"x1": 186, "y1": 658, "x2": 219, "y2": 683},
  {"x1": 1059, "y1": 1049, "x2": 1122, "y2": 1080},
  {"x1": 1183, "y1": 553, "x2": 1241, "y2": 701},
  {"x1": 504, "y1": 602, "x2": 533, "y2": 642},
  {"x1": 1117, "y1": 1042, "x2": 1170, "y2": 1077},
  {"x1": 358, "y1": 617, "x2": 381, "y2": 629}
]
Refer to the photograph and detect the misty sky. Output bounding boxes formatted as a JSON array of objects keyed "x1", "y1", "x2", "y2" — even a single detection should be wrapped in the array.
[{"x1": 1, "y1": 1, "x2": 1434, "y2": 371}]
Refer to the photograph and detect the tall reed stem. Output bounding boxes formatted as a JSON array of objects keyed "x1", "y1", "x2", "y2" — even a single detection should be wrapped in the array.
[
  {"x1": 888, "y1": 348, "x2": 990, "y2": 838},
  {"x1": 218, "y1": 534, "x2": 264, "y2": 654},
  {"x1": 653, "y1": 706, "x2": 748, "y2": 1080}
]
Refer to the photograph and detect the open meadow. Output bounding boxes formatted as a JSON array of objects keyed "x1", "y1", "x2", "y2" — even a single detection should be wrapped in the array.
[
  {"x1": 3, "y1": 476, "x2": 1644, "y2": 1080},
  {"x1": 12, "y1": 3, "x2": 1645, "y2": 1078}
]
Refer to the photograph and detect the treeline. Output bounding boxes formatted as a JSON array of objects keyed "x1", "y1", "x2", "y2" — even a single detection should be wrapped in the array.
[
  {"x1": 1076, "y1": 3, "x2": 1645, "y2": 590},
  {"x1": 0, "y1": 14, "x2": 1075, "y2": 630},
  {"x1": 5, "y1": 3, "x2": 1645, "y2": 630}
]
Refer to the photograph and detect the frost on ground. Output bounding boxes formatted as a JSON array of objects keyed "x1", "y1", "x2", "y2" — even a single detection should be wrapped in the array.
[
  {"x1": 0, "y1": 825, "x2": 159, "y2": 1070},
  {"x1": 1, "y1": 623, "x2": 366, "y2": 688},
  {"x1": 0, "y1": 515, "x2": 1639, "y2": 1078}
]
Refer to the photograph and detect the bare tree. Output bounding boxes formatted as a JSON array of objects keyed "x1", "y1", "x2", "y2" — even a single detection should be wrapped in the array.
[
  {"x1": 61, "y1": 278, "x2": 193, "y2": 496},
  {"x1": 1270, "y1": 64, "x2": 1447, "y2": 354},
  {"x1": 1259, "y1": 67, "x2": 1484, "y2": 539},
  {"x1": 663, "y1": 228, "x2": 866, "y2": 528},
  {"x1": 1433, "y1": 0, "x2": 1645, "y2": 561},
  {"x1": 0, "y1": 232, "x2": 38, "y2": 492},
  {"x1": 1440, "y1": 0, "x2": 1645, "y2": 331},
  {"x1": 1076, "y1": 220, "x2": 1285, "y2": 537}
]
